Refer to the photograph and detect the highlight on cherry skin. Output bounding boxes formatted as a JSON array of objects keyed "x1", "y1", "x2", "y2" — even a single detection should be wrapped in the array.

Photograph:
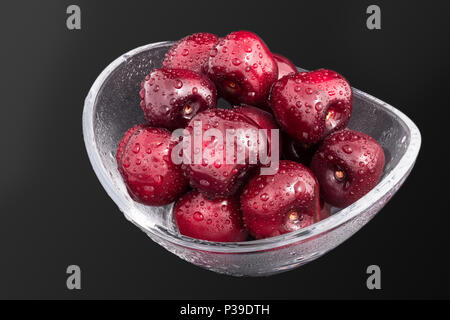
[
  {"x1": 269, "y1": 69, "x2": 353, "y2": 144},
  {"x1": 116, "y1": 124, "x2": 189, "y2": 206},
  {"x1": 114, "y1": 30, "x2": 387, "y2": 243},
  {"x1": 178, "y1": 108, "x2": 271, "y2": 199}
]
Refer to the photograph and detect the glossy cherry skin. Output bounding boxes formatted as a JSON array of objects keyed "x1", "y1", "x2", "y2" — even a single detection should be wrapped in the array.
[
  {"x1": 174, "y1": 190, "x2": 248, "y2": 242},
  {"x1": 282, "y1": 132, "x2": 318, "y2": 166},
  {"x1": 116, "y1": 125, "x2": 189, "y2": 206},
  {"x1": 233, "y1": 105, "x2": 282, "y2": 156},
  {"x1": 310, "y1": 129, "x2": 385, "y2": 208},
  {"x1": 269, "y1": 69, "x2": 353, "y2": 144},
  {"x1": 140, "y1": 68, "x2": 217, "y2": 130},
  {"x1": 116, "y1": 124, "x2": 146, "y2": 169},
  {"x1": 182, "y1": 109, "x2": 261, "y2": 199},
  {"x1": 273, "y1": 53, "x2": 297, "y2": 79},
  {"x1": 206, "y1": 31, "x2": 278, "y2": 106},
  {"x1": 241, "y1": 160, "x2": 320, "y2": 239},
  {"x1": 163, "y1": 32, "x2": 219, "y2": 74}
]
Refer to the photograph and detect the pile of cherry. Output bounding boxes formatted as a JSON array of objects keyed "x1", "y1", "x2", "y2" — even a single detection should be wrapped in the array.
[{"x1": 116, "y1": 31, "x2": 385, "y2": 242}]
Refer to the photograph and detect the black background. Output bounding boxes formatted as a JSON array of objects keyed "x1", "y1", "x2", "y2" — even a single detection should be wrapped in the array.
[{"x1": 0, "y1": 0, "x2": 448, "y2": 299}]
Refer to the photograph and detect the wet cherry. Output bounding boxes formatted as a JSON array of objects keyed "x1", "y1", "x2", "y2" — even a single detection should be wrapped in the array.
[{"x1": 310, "y1": 129, "x2": 385, "y2": 208}]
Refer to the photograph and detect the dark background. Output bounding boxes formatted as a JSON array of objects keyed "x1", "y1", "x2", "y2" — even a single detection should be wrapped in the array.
[{"x1": 0, "y1": 0, "x2": 448, "y2": 299}]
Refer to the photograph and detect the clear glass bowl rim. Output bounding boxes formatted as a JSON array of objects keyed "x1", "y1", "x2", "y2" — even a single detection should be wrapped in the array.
[{"x1": 82, "y1": 41, "x2": 421, "y2": 253}]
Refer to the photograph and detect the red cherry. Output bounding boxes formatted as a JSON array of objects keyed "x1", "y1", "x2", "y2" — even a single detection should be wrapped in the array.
[
  {"x1": 206, "y1": 31, "x2": 278, "y2": 106},
  {"x1": 116, "y1": 125, "x2": 188, "y2": 206},
  {"x1": 140, "y1": 68, "x2": 217, "y2": 130},
  {"x1": 310, "y1": 129, "x2": 385, "y2": 208},
  {"x1": 174, "y1": 190, "x2": 248, "y2": 242},
  {"x1": 270, "y1": 69, "x2": 353, "y2": 144},
  {"x1": 163, "y1": 32, "x2": 219, "y2": 74}
]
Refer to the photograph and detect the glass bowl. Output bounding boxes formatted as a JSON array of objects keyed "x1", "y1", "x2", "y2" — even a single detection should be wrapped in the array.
[{"x1": 82, "y1": 41, "x2": 421, "y2": 276}]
